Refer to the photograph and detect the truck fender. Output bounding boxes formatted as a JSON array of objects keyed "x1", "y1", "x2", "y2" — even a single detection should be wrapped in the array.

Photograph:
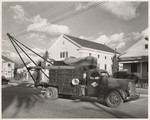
[
  {"x1": 117, "y1": 89, "x2": 128, "y2": 101},
  {"x1": 104, "y1": 89, "x2": 127, "y2": 102}
]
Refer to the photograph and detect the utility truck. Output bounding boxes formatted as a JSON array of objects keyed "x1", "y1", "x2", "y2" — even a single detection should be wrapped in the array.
[
  {"x1": 29, "y1": 56, "x2": 139, "y2": 107},
  {"x1": 7, "y1": 33, "x2": 139, "y2": 107}
]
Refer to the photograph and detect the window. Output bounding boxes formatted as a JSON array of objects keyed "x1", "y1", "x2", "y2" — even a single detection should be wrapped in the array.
[
  {"x1": 60, "y1": 52, "x2": 63, "y2": 58},
  {"x1": 105, "y1": 56, "x2": 107, "y2": 59},
  {"x1": 131, "y1": 63, "x2": 137, "y2": 73},
  {"x1": 66, "y1": 51, "x2": 68, "y2": 57},
  {"x1": 8, "y1": 63, "x2": 11, "y2": 67},
  {"x1": 90, "y1": 71, "x2": 100, "y2": 80},
  {"x1": 60, "y1": 51, "x2": 68, "y2": 58},
  {"x1": 89, "y1": 53, "x2": 91, "y2": 56},
  {"x1": 98, "y1": 55, "x2": 100, "y2": 58},
  {"x1": 145, "y1": 44, "x2": 148, "y2": 49},
  {"x1": 63, "y1": 52, "x2": 65, "y2": 58},
  {"x1": 101, "y1": 72, "x2": 109, "y2": 77},
  {"x1": 105, "y1": 64, "x2": 107, "y2": 70}
]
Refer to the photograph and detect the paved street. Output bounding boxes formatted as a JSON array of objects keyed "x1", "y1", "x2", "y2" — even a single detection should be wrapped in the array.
[{"x1": 2, "y1": 83, "x2": 148, "y2": 118}]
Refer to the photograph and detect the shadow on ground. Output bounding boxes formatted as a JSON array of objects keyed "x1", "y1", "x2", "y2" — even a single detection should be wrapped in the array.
[
  {"x1": 2, "y1": 83, "x2": 44, "y2": 117},
  {"x1": 61, "y1": 96, "x2": 135, "y2": 118}
]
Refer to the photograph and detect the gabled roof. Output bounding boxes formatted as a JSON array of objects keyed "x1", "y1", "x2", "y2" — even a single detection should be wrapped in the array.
[
  {"x1": 2, "y1": 55, "x2": 19, "y2": 68},
  {"x1": 120, "y1": 37, "x2": 148, "y2": 58},
  {"x1": 2, "y1": 55, "x2": 15, "y2": 63},
  {"x1": 63, "y1": 34, "x2": 118, "y2": 54}
]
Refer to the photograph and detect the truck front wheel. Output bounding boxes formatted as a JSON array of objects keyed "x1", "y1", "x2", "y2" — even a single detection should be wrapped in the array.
[
  {"x1": 105, "y1": 91, "x2": 123, "y2": 107},
  {"x1": 45, "y1": 87, "x2": 58, "y2": 100}
]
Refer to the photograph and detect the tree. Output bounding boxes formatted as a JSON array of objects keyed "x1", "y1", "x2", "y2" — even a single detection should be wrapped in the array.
[{"x1": 112, "y1": 48, "x2": 119, "y2": 75}]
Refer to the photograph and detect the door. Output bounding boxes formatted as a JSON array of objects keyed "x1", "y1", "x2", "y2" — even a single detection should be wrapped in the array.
[{"x1": 87, "y1": 70, "x2": 100, "y2": 97}]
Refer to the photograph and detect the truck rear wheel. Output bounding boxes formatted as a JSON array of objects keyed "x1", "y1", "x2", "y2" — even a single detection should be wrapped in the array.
[
  {"x1": 105, "y1": 91, "x2": 123, "y2": 107},
  {"x1": 45, "y1": 87, "x2": 58, "y2": 100}
]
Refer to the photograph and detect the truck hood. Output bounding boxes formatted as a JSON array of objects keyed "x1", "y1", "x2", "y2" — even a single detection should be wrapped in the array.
[{"x1": 107, "y1": 78, "x2": 129, "y2": 89}]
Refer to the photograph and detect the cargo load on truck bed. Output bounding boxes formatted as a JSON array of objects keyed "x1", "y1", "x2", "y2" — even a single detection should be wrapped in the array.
[{"x1": 54, "y1": 56, "x2": 97, "y2": 69}]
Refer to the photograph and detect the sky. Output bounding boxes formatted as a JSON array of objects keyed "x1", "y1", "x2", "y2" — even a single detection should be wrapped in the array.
[{"x1": 2, "y1": 1, "x2": 148, "y2": 64}]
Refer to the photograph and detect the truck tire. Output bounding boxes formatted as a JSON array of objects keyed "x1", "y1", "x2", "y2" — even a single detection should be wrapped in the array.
[
  {"x1": 105, "y1": 91, "x2": 123, "y2": 107},
  {"x1": 45, "y1": 87, "x2": 58, "y2": 100}
]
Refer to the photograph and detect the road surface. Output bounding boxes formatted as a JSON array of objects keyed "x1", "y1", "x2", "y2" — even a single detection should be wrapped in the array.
[{"x1": 2, "y1": 83, "x2": 148, "y2": 118}]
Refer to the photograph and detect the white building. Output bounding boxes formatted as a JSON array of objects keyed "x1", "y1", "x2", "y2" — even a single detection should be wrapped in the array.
[
  {"x1": 48, "y1": 34, "x2": 117, "y2": 74},
  {"x1": 2, "y1": 55, "x2": 15, "y2": 78}
]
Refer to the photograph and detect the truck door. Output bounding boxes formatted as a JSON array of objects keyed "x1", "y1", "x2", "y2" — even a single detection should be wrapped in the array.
[{"x1": 86, "y1": 70, "x2": 100, "y2": 97}]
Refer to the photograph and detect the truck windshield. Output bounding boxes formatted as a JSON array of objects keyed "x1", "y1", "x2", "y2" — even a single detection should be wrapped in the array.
[
  {"x1": 90, "y1": 71, "x2": 100, "y2": 80},
  {"x1": 100, "y1": 72, "x2": 109, "y2": 77}
]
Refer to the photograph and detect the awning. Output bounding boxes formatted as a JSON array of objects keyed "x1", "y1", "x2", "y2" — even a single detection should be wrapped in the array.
[
  {"x1": 120, "y1": 60, "x2": 147, "y2": 63},
  {"x1": 119, "y1": 61, "x2": 139, "y2": 63}
]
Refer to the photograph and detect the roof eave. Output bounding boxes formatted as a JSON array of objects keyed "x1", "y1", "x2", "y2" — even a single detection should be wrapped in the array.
[
  {"x1": 63, "y1": 35, "x2": 82, "y2": 48},
  {"x1": 79, "y1": 47, "x2": 116, "y2": 55}
]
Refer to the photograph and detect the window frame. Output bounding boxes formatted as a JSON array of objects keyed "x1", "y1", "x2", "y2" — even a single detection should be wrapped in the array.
[
  {"x1": 105, "y1": 64, "x2": 107, "y2": 70},
  {"x1": 60, "y1": 51, "x2": 68, "y2": 58}
]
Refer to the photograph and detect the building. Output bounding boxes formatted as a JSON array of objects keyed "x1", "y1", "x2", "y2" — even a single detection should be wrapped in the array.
[
  {"x1": 119, "y1": 37, "x2": 148, "y2": 79},
  {"x1": 48, "y1": 34, "x2": 117, "y2": 74},
  {"x1": 19, "y1": 50, "x2": 54, "y2": 83},
  {"x1": 2, "y1": 55, "x2": 15, "y2": 78}
]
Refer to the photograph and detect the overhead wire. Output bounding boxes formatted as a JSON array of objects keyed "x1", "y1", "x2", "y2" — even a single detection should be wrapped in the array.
[
  {"x1": 2, "y1": 2, "x2": 59, "y2": 39},
  {"x1": 46, "y1": 2, "x2": 87, "y2": 21},
  {"x1": 2, "y1": 3, "x2": 75, "y2": 39},
  {"x1": 51, "y1": 2, "x2": 107, "y2": 23},
  {"x1": 2, "y1": 3, "x2": 57, "y2": 27},
  {"x1": 3, "y1": 1, "x2": 108, "y2": 54},
  {"x1": 3, "y1": 1, "x2": 107, "y2": 40}
]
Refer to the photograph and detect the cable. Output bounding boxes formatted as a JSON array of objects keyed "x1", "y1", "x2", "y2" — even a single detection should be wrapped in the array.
[
  {"x1": 46, "y1": 3, "x2": 87, "y2": 21},
  {"x1": 51, "y1": 2, "x2": 107, "y2": 23},
  {"x1": 2, "y1": 3, "x2": 59, "y2": 39},
  {"x1": 10, "y1": 36, "x2": 50, "y2": 79},
  {"x1": 7, "y1": 33, "x2": 36, "y2": 83},
  {"x1": 3, "y1": 2, "x2": 108, "y2": 45},
  {"x1": 2, "y1": 3, "x2": 75, "y2": 39},
  {"x1": 1, "y1": 2, "x2": 89, "y2": 39},
  {"x1": 2, "y1": 3, "x2": 57, "y2": 27}
]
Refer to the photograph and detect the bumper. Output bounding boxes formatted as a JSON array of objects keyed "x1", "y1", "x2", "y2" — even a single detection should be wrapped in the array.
[{"x1": 126, "y1": 94, "x2": 140, "y2": 101}]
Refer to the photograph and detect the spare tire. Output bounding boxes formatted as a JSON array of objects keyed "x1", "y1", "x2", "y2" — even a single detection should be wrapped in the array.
[{"x1": 71, "y1": 78, "x2": 79, "y2": 86}]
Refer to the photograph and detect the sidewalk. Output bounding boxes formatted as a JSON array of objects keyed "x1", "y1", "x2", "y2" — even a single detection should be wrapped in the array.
[{"x1": 136, "y1": 88, "x2": 148, "y2": 95}]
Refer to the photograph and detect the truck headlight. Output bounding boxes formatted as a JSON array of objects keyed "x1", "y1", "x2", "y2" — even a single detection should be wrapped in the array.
[{"x1": 72, "y1": 78, "x2": 79, "y2": 86}]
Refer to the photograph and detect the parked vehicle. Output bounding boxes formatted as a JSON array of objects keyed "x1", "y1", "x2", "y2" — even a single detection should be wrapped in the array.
[
  {"x1": 2, "y1": 76, "x2": 10, "y2": 85},
  {"x1": 113, "y1": 71, "x2": 139, "y2": 83}
]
